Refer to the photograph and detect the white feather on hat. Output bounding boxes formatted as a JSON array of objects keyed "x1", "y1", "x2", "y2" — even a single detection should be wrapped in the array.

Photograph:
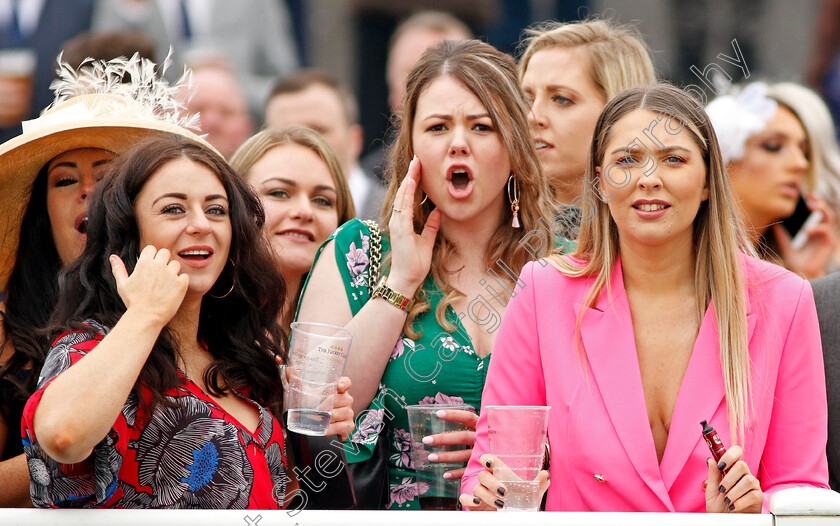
[{"x1": 0, "y1": 52, "x2": 218, "y2": 289}]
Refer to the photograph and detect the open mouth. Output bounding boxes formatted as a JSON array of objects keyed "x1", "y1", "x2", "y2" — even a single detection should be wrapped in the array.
[
  {"x1": 535, "y1": 140, "x2": 550, "y2": 150},
  {"x1": 451, "y1": 169, "x2": 470, "y2": 190},
  {"x1": 178, "y1": 249, "x2": 212, "y2": 261},
  {"x1": 76, "y1": 217, "x2": 88, "y2": 235},
  {"x1": 446, "y1": 165, "x2": 474, "y2": 199}
]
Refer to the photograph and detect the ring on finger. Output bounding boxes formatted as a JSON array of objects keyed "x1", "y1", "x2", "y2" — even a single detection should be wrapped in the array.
[{"x1": 393, "y1": 206, "x2": 402, "y2": 213}]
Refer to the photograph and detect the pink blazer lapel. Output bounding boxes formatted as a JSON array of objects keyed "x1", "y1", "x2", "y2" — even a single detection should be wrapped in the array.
[
  {"x1": 659, "y1": 298, "x2": 757, "y2": 490},
  {"x1": 575, "y1": 259, "x2": 673, "y2": 508}
]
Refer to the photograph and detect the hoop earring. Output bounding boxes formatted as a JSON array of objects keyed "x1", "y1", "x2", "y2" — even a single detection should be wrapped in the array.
[
  {"x1": 419, "y1": 192, "x2": 428, "y2": 205},
  {"x1": 507, "y1": 174, "x2": 521, "y2": 228},
  {"x1": 209, "y1": 261, "x2": 236, "y2": 299}
]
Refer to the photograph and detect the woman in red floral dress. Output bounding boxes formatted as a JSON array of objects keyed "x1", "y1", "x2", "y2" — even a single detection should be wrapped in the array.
[{"x1": 21, "y1": 134, "x2": 354, "y2": 508}]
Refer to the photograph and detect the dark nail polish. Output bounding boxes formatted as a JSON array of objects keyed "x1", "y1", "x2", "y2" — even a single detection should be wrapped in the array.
[
  {"x1": 497, "y1": 486, "x2": 506, "y2": 496},
  {"x1": 473, "y1": 497, "x2": 481, "y2": 505},
  {"x1": 724, "y1": 497, "x2": 731, "y2": 506},
  {"x1": 717, "y1": 460, "x2": 727, "y2": 471},
  {"x1": 719, "y1": 485, "x2": 726, "y2": 493},
  {"x1": 729, "y1": 504, "x2": 735, "y2": 511},
  {"x1": 706, "y1": 457, "x2": 712, "y2": 464},
  {"x1": 494, "y1": 499, "x2": 505, "y2": 508},
  {"x1": 485, "y1": 460, "x2": 493, "y2": 468}
]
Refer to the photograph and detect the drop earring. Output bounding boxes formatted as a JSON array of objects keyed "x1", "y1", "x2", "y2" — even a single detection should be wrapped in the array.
[
  {"x1": 507, "y1": 174, "x2": 520, "y2": 228},
  {"x1": 209, "y1": 261, "x2": 236, "y2": 299}
]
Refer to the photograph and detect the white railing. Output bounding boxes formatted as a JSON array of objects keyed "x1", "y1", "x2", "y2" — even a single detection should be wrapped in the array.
[
  {"x1": 770, "y1": 487, "x2": 840, "y2": 526},
  {"x1": 0, "y1": 509, "x2": 775, "y2": 526},
  {"x1": 1, "y1": 488, "x2": 838, "y2": 526}
]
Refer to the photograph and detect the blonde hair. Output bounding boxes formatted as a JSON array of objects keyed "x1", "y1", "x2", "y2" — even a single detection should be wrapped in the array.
[
  {"x1": 518, "y1": 18, "x2": 656, "y2": 101},
  {"x1": 552, "y1": 83, "x2": 752, "y2": 441},
  {"x1": 384, "y1": 39, "x2": 555, "y2": 338},
  {"x1": 231, "y1": 125, "x2": 356, "y2": 328},
  {"x1": 767, "y1": 82, "x2": 837, "y2": 201},
  {"x1": 230, "y1": 125, "x2": 355, "y2": 225}
]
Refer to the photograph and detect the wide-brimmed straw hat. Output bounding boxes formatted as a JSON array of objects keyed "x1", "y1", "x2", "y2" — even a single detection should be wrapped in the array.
[{"x1": 0, "y1": 53, "x2": 217, "y2": 289}]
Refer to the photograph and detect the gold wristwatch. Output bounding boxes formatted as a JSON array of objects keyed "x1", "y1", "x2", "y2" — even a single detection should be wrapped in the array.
[{"x1": 372, "y1": 276, "x2": 415, "y2": 312}]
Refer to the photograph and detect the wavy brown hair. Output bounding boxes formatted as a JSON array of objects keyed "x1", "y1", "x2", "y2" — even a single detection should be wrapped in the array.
[{"x1": 382, "y1": 39, "x2": 555, "y2": 337}]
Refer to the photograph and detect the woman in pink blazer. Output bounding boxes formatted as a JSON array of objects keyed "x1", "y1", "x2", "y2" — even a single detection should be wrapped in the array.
[{"x1": 461, "y1": 84, "x2": 829, "y2": 513}]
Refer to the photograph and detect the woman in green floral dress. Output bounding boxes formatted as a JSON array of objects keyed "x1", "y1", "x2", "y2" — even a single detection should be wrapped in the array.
[{"x1": 297, "y1": 39, "x2": 570, "y2": 509}]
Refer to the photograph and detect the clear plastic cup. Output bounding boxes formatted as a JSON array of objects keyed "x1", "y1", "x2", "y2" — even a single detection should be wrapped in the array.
[
  {"x1": 406, "y1": 403, "x2": 476, "y2": 510},
  {"x1": 486, "y1": 405, "x2": 550, "y2": 512},
  {"x1": 284, "y1": 321, "x2": 353, "y2": 436}
]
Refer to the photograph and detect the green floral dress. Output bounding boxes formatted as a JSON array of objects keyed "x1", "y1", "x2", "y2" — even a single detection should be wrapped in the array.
[{"x1": 298, "y1": 218, "x2": 572, "y2": 509}]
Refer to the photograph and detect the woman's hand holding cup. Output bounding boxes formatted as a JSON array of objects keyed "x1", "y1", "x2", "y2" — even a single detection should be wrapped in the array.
[
  {"x1": 423, "y1": 408, "x2": 479, "y2": 480},
  {"x1": 459, "y1": 454, "x2": 550, "y2": 511},
  {"x1": 326, "y1": 377, "x2": 355, "y2": 441}
]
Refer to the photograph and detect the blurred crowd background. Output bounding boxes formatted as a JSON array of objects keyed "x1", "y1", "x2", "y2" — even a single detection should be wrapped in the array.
[
  {"x1": 314, "y1": 0, "x2": 822, "y2": 160},
  {"x1": 0, "y1": 0, "x2": 830, "y2": 158}
]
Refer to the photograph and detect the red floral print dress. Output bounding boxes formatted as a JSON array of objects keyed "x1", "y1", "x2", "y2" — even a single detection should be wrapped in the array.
[{"x1": 21, "y1": 321, "x2": 288, "y2": 509}]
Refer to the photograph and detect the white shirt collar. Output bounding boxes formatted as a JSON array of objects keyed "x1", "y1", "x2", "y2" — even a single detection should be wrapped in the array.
[
  {"x1": 0, "y1": 0, "x2": 45, "y2": 37},
  {"x1": 348, "y1": 165, "x2": 371, "y2": 213}
]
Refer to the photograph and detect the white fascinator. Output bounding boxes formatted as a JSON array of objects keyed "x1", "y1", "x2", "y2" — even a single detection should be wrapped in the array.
[{"x1": 705, "y1": 82, "x2": 778, "y2": 165}]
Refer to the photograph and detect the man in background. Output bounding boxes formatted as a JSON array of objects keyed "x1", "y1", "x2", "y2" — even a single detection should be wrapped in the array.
[
  {"x1": 93, "y1": 0, "x2": 299, "y2": 117},
  {"x1": 179, "y1": 61, "x2": 253, "y2": 160},
  {"x1": 362, "y1": 10, "x2": 472, "y2": 181},
  {"x1": 266, "y1": 69, "x2": 384, "y2": 220},
  {"x1": 0, "y1": 0, "x2": 94, "y2": 142}
]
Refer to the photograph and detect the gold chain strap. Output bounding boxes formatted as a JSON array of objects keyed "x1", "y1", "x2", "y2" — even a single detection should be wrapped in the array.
[{"x1": 362, "y1": 220, "x2": 381, "y2": 293}]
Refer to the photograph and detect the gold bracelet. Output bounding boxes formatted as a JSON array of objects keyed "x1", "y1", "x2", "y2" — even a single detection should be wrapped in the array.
[{"x1": 372, "y1": 276, "x2": 415, "y2": 312}]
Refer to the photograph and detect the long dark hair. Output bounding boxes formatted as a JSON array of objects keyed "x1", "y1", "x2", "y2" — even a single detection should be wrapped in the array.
[
  {"x1": 49, "y1": 134, "x2": 288, "y2": 416},
  {"x1": 0, "y1": 166, "x2": 62, "y2": 425}
]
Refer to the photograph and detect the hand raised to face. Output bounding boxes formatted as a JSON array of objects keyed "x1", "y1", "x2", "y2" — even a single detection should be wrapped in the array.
[
  {"x1": 109, "y1": 245, "x2": 189, "y2": 328},
  {"x1": 385, "y1": 156, "x2": 442, "y2": 298}
]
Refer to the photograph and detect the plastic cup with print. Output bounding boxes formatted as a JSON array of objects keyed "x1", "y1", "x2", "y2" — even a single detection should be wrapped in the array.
[
  {"x1": 284, "y1": 321, "x2": 353, "y2": 436},
  {"x1": 406, "y1": 403, "x2": 476, "y2": 510},
  {"x1": 486, "y1": 405, "x2": 550, "y2": 512}
]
